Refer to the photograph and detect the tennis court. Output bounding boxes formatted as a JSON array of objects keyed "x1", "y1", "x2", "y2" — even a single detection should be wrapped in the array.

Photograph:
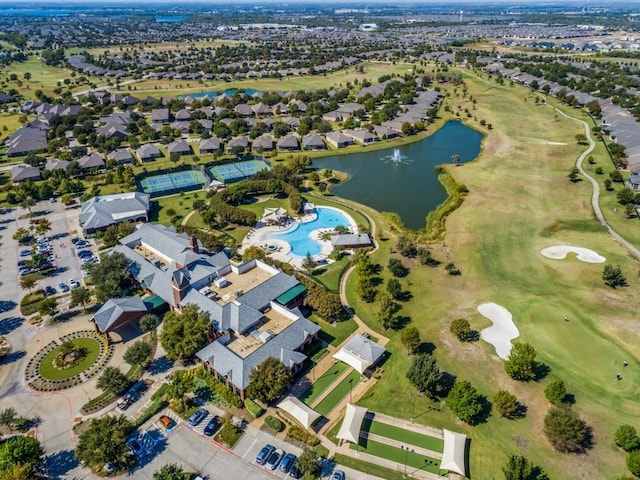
[
  {"x1": 208, "y1": 159, "x2": 272, "y2": 184},
  {"x1": 139, "y1": 170, "x2": 208, "y2": 197}
]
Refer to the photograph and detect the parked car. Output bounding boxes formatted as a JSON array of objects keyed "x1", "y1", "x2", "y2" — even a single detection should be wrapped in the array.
[
  {"x1": 203, "y1": 415, "x2": 221, "y2": 436},
  {"x1": 69, "y1": 279, "x2": 80, "y2": 288},
  {"x1": 19, "y1": 249, "x2": 32, "y2": 257},
  {"x1": 58, "y1": 282, "x2": 70, "y2": 293},
  {"x1": 256, "y1": 445, "x2": 275, "y2": 465},
  {"x1": 78, "y1": 250, "x2": 93, "y2": 258},
  {"x1": 330, "y1": 471, "x2": 346, "y2": 480},
  {"x1": 44, "y1": 286, "x2": 56, "y2": 297},
  {"x1": 117, "y1": 398, "x2": 133, "y2": 410},
  {"x1": 266, "y1": 449, "x2": 284, "y2": 470},
  {"x1": 280, "y1": 453, "x2": 297, "y2": 473},
  {"x1": 187, "y1": 408, "x2": 208, "y2": 428},
  {"x1": 158, "y1": 415, "x2": 175, "y2": 429},
  {"x1": 126, "y1": 438, "x2": 145, "y2": 458}
]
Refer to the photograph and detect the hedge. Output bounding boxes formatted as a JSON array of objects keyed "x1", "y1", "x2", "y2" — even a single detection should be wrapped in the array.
[
  {"x1": 134, "y1": 399, "x2": 167, "y2": 428},
  {"x1": 244, "y1": 399, "x2": 264, "y2": 418},
  {"x1": 264, "y1": 415, "x2": 284, "y2": 432},
  {"x1": 288, "y1": 425, "x2": 320, "y2": 446}
]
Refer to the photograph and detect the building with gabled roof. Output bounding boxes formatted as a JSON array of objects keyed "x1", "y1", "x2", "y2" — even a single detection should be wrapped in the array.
[
  {"x1": 79, "y1": 192, "x2": 150, "y2": 233},
  {"x1": 93, "y1": 296, "x2": 149, "y2": 333},
  {"x1": 11, "y1": 164, "x2": 41, "y2": 183}
]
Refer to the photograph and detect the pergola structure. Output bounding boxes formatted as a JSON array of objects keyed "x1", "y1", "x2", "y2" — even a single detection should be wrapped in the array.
[{"x1": 336, "y1": 403, "x2": 368, "y2": 444}]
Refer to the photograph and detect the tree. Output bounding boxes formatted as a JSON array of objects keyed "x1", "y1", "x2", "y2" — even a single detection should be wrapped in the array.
[
  {"x1": 153, "y1": 463, "x2": 190, "y2": 480},
  {"x1": 123, "y1": 341, "x2": 152, "y2": 369},
  {"x1": 504, "y1": 342, "x2": 538, "y2": 381},
  {"x1": 493, "y1": 390, "x2": 520, "y2": 419},
  {"x1": 396, "y1": 236, "x2": 417, "y2": 257},
  {"x1": 615, "y1": 425, "x2": 640, "y2": 452},
  {"x1": 302, "y1": 254, "x2": 316, "y2": 275},
  {"x1": 604, "y1": 178, "x2": 613, "y2": 191},
  {"x1": 38, "y1": 297, "x2": 57, "y2": 317},
  {"x1": 34, "y1": 218, "x2": 51, "y2": 236},
  {"x1": 139, "y1": 314, "x2": 158, "y2": 333},
  {"x1": 450, "y1": 318, "x2": 474, "y2": 342},
  {"x1": 575, "y1": 133, "x2": 587, "y2": 144},
  {"x1": 627, "y1": 450, "x2": 640, "y2": 477},
  {"x1": 602, "y1": 264, "x2": 627, "y2": 288},
  {"x1": 543, "y1": 406, "x2": 591, "y2": 453},
  {"x1": 388, "y1": 257, "x2": 408, "y2": 277},
  {"x1": 447, "y1": 380, "x2": 485, "y2": 424},
  {"x1": 617, "y1": 187, "x2": 636, "y2": 205},
  {"x1": 0, "y1": 435, "x2": 44, "y2": 476},
  {"x1": 568, "y1": 167, "x2": 580, "y2": 182},
  {"x1": 247, "y1": 357, "x2": 292, "y2": 403},
  {"x1": 386, "y1": 278, "x2": 402, "y2": 300},
  {"x1": 502, "y1": 455, "x2": 549, "y2": 480},
  {"x1": 19, "y1": 277, "x2": 37, "y2": 294},
  {"x1": 544, "y1": 379, "x2": 568, "y2": 405},
  {"x1": 406, "y1": 353, "x2": 444, "y2": 399},
  {"x1": 90, "y1": 252, "x2": 133, "y2": 302},
  {"x1": 69, "y1": 286, "x2": 92, "y2": 310},
  {"x1": 75, "y1": 415, "x2": 135, "y2": 471},
  {"x1": 376, "y1": 290, "x2": 399, "y2": 330},
  {"x1": 12, "y1": 227, "x2": 30, "y2": 242},
  {"x1": 96, "y1": 366, "x2": 129, "y2": 395},
  {"x1": 401, "y1": 327, "x2": 421, "y2": 355},
  {"x1": 160, "y1": 305, "x2": 211, "y2": 362},
  {"x1": 296, "y1": 447, "x2": 320, "y2": 478},
  {"x1": 0, "y1": 407, "x2": 17, "y2": 431}
]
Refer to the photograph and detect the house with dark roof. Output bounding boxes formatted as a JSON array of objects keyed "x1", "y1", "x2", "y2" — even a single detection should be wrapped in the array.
[
  {"x1": 80, "y1": 192, "x2": 151, "y2": 233},
  {"x1": 110, "y1": 223, "x2": 315, "y2": 399},
  {"x1": 331, "y1": 233, "x2": 372, "y2": 249},
  {"x1": 344, "y1": 129, "x2": 377, "y2": 145},
  {"x1": 136, "y1": 143, "x2": 163, "y2": 162},
  {"x1": 151, "y1": 108, "x2": 170, "y2": 123},
  {"x1": 199, "y1": 137, "x2": 221, "y2": 154},
  {"x1": 302, "y1": 133, "x2": 326, "y2": 150},
  {"x1": 251, "y1": 134, "x2": 274, "y2": 153},
  {"x1": 227, "y1": 136, "x2": 249, "y2": 153},
  {"x1": 44, "y1": 159, "x2": 70, "y2": 172},
  {"x1": 11, "y1": 164, "x2": 41, "y2": 183},
  {"x1": 6, "y1": 125, "x2": 48, "y2": 157},
  {"x1": 168, "y1": 139, "x2": 191, "y2": 156},
  {"x1": 107, "y1": 148, "x2": 135, "y2": 165},
  {"x1": 175, "y1": 109, "x2": 192, "y2": 121},
  {"x1": 325, "y1": 131, "x2": 353, "y2": 148},
  {"x1": 0, "y1": 92, "x2": 15, "y2": 104},
  {"x1": 78, "y1": 153, "x2": 106, "y2": 171},
  {"x1": 277, "y1": 135, "x2": 300, "y2": 152},
  {"x1": 93, "y1": 296, "x2": 148, "y2": 333}
]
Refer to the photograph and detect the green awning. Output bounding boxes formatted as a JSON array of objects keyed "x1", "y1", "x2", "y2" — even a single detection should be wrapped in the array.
[
  {"x1": 276, "y1": 284, "x2": 307, "y2": 305},
  {"x1": 143, "y1": 293, "x2": 167, "y2": 310}
]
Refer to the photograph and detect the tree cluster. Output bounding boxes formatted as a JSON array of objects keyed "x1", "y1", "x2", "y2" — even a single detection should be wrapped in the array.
[
  {"x1": 160, "y1": 305, "x2": 212, "y2": 362},
  {"x1": 89, "y1": 252, "x2": 134, "y2": 303},
  {"x1": 246, "y1": 357, "x2": 292, "y2": 403},
  {"x1": 75, "y1": 415, "x2": 135, "y2": 471}
]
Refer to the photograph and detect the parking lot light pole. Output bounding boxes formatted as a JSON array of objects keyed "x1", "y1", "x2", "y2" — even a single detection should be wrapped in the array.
[
  {"x1": 410, "y1": 392, "x2": 422, "y2": 423},
  {"x1": 401, "y1": 445, "x2": 413, "y2": 478}
]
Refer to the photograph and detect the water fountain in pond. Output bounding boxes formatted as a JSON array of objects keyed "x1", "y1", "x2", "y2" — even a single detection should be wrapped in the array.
[{"x1": 385, "y1": 148, "x2": 411, "y2": 165}]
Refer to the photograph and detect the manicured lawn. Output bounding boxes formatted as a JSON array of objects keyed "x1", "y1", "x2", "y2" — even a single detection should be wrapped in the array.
[
  {"x1": 238, "y1": 197, "x2": 292, "y2": 218},
  {"x1": 350, "y1": 439, "x2": 446, "y2": 476},
  {"x1": 298, "y1": 361, "x2": 348, "y2": 405},
  {"x1": 151, "y1": 192, "x2": 206, "y2": 226},
  {"x1": 314, "y1": 369, "x2": 362, "y2": 416},
  {"x1": 333, "y1": 453, "x2": 409, "y2": 480},
  {"x1": 343, "y1": 69, "x2": 640, "y2": 479},
  {"x1": 39, "y1": 338, "x2": 101, "y2": 380},
  {"x1": 309, "y1": 314, "x2": 357, "y2": 347},
  {"x1": 313, "y1": 256, "x2": 349, "y2": 293},
  {"x1": 361, "y1": 418, "x2": 444, "y2": 453}
]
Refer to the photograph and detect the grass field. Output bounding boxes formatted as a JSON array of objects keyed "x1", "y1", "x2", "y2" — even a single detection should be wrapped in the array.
[
  {"x1": 150, "y1": 191, "x2": 206, "y2": 226},
  {"x1": 340, "y1": 69, "x2": 640, "y2": 479},
  {"x1": 39, "y1": 338, "x2": 101, "y2": 380},
  {"x1": 309, "y1": 314, "x2": 357, "y2": 348},
  {"x1": 350, "y1": 439, "x2": 446, "y2": 476},
  {"x1": 298, "y1": 362, "x2": 349, "y2": 405},
  {"x1": 361, "y1": 418, "x2": 444, "y2": 453},
  {"x1": 128, "y1": 62, "x2": 415, "y2": 97},
  {"x1": 333, "y1": 453, "x2": 410, "y2": 480},
  {"x1": 314, "y1": 369, "x2": 362, "y2": 416}
]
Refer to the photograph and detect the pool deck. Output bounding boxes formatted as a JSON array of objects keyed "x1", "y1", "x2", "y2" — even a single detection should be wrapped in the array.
[{"x1": 239, "y1": 207, "x2": 357, "y2": 270}]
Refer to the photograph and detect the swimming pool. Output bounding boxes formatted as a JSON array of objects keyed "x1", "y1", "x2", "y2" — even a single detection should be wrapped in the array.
[{"x1": 269, "y1": 207, "x2": 353, "y2": 257}]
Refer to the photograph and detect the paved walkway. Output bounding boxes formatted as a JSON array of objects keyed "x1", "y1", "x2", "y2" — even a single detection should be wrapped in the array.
[{"x1": 550, "y1": 105, "x2": 640, "y2": 260}]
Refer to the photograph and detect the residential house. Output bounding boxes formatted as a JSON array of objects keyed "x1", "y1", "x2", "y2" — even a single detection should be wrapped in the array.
[
  {"x1": 151, "y1": 108, "x2": 171, "y2": 123},
  {"x1": 252, "y1": 102, "x2": 272, "y2": 116},
  {"x1": 227, "y1": 136, "x2": 249, "y2": 153},
  {"x1": 199, "y1": 137, "x2": 222, "y2": 154},
  {"x1": 302, "y1": 133, "x2": 326, "y2": 150},
  {"x1": 277, "y1": 135, "x2": 300, "y2": 152},
  {"x1": 78, "y1": 152, "x2": 106, "y2": 171},
  {"x1": 344, "y1": 129, "x2": 377, "y2": 145},
  {"x1": 136, "y1": 143, "x2": 163, "y2": 162},
  {"x1": 108, "y1": 148, "x2": 135, "y2": 165},
  {"x1": 251, "y1": 134, "x2": 274, "y2": 153},
  {"x1": 168, "y1": 139, "x2": 191, "y2": 156},
  {"x1": 325, "y1": 131, "x2": 353, "y2": 148},
  {"x1": 11, "y1": 164, "x2": 41, "y2": 183},
  {"x1": 6, "y1": 125, "x2": 48, "y2": 157},
  {"x1": 44, "y1": 159, "x2": 70, "y2": 172},
  {"x1": 331, "y1": 234, "x2": 372, "y2": 249}
]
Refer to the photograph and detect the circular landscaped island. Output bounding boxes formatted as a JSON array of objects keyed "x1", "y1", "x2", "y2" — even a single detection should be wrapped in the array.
[{"x1": 25, "y1": 330, "x2": 114, "y2": 392}]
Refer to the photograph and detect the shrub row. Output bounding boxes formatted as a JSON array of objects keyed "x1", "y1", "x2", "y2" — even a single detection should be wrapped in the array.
[
  {"x1": 134, "y1": 399, "x2": 167, "y2": 428},
  {"x1": 287, "y1": 425, "x2": 320, "y2": 446},
  {"x1": 244, "y1": 399, "x2": 264, "y2": 418},
  {"x1": 264, "y1": 415, "x2": 284, "y2": 432}
]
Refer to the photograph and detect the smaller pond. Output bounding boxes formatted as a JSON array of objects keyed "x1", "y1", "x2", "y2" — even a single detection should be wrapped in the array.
[{"x1": 269, "y1": 207, "x2": 354, "y2": 257}]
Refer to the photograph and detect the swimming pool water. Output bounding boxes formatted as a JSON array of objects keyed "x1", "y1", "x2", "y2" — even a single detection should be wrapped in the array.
[{"x1": 270, "y1": 207, "x2": 352, "y2": 257}]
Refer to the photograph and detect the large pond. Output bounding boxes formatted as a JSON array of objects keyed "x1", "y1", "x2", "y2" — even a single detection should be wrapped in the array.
[{"x1": 317, "y1": 121, "x2": 483, "y2": 230}]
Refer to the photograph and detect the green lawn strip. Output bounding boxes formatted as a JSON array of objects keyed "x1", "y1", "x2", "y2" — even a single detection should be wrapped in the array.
[
  {"x1": 314, "y1": 369, "x2": 362, "y2": 416},
  {"x1": 363, "y1": 419, "x2": 444, "y2": 453},
  {"x1": 39, "y1": 338, "x2": 101, "y2": 380},
  {"x1": 350, "y1": 438, "x2": 446, "y2": 476},
  {"x1": 151, "y1": 192, "x2": 206, "y2": 226},
  {"x1": 313, "y1": 256, "x2": 349, "y2": 293},
  {"x1": 309, "y1": 314, "x2": 357, "y2": 348},
  {"x1": 298, "y1": 361, "x2": 349, "y2": 405},
  {"x1": 333, "y1": 453, "x2": 410, "y2": 480}
]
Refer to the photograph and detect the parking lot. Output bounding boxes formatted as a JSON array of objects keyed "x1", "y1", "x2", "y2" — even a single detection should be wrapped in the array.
[{"x1": 4, "y1": 200, "x2": 95, "y2": 306}]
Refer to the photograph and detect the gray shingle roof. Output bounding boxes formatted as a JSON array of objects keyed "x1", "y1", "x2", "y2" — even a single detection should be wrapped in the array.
[
  {"x1": 80, "y1": 192, "x2": 150, "y2": 231},
  {"x1": 237, "y1": 271, "x2": 300, "y2": 311},
  {"x1": 93, "y1": 296, "x2": 147, "y2": 332}
]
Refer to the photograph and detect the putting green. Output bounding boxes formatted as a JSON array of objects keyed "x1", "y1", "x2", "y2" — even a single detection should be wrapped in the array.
[
  {"x1": 39, "y1": 338, "x2": 101, "y2": 381},
  {"x1": 299, "y1": 362, "x2": 349, "y2": 405}
]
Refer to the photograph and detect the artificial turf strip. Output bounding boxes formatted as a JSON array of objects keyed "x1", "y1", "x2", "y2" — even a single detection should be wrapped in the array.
[
  {"x1": 314, "y1": 369, "x2": 362, "y2": 416},
  {"x1": 350, "y1": 438, "x2": 447, "y2": 476},
  {"x1": 362, "y1": 419, "x2": 445, "y2": 453},
  {"x1": 39, "y1": 337, "x2": 101, "y2": 380},
  {"x1": 298, "y1": 361, "x2": 349, "y2": 405}
]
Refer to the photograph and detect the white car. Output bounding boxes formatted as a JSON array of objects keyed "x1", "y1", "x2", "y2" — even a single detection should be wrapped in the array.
[{"x1": 69, "y1": 279, "x2": 80, "y2": 289}]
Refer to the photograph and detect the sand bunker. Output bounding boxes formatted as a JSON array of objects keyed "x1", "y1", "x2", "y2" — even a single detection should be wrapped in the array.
[
  {"x1": 541, "y1": 245, "x2": 606, "y2": 263},
  {"x1": 477, "y1": 303, "x2": 520, "y2": 360}
]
